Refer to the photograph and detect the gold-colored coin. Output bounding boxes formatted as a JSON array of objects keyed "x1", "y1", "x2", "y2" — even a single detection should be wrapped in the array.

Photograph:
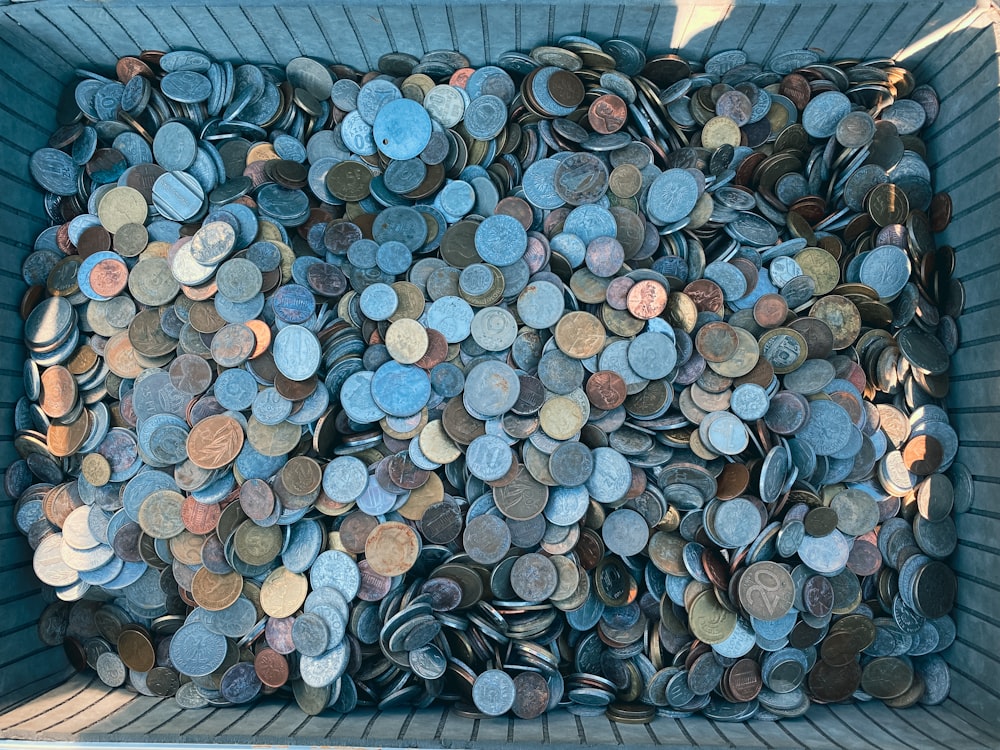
[
  {"x1": 664, "y1": 292, "x2": 698, "y2": 333},
  {"x1": 688, "y1": 589, "x2": 738, "y2": 644},
  {"x1": 234, "y1": 520, "x2": 283, "y2": 566},
  {"x1": 539, "y1": 396, "x2": 584, "y2": 440},
  {"x1": 398, "y1": 471, "x2": 444, "y2": 521},
  {"x1": 701, "y1": 116, "x2": 742, "y2": 149},
  {"x1": 260, "y1": 566, "x2": 309, "y2": 618},
  {"x1": 327, "y1": 160, "x2": 373, "y2": 202},
  {"x1": 191, "y1": 568, "x2": 244, "y2": 612},
  {"x1": 758, "y1": 327, "x2": 809, "y2": 375},
  {"x1": 600, "y1": 304, "x2": 645, "y2": 337},
  {"x1": 810, "y1": 294, "x2": 862, "y2": 350},
  {"x1": 609, "y1": 164, "x2": 642, "y2": 198},
  {"x1": 554, "y1": 311, "x2": 606, "y2": 359},
  {"x1": 168, "y1": 531, "x2": 207, "y2": 566},
  {"x1": 81, "y1": 452, "x2": 111, "y2": 486},
  {"x1": 647, "y1": 531, "x2": 686, "y2": 575},
  {"x1": 389, "y1": 281, "x2": 426, "y2": 320},
  {"x1": 137, "y1": 489, "x2": 185, "y2": 539},
  {"x1": 419, "y1": 419, "x2": 462, "y2": 464},
  {"x1": 98, "y1": 186, "x2": 148, "y2": 233},
  {"x1": 707, "y1": 327, "x2": 760, "y2": 378},
  {"x1": 246, "y1": 416, "x2": 301, "y2": 457},
  {"x1": 385, "y1": 318, "x2": 429, "y2": 364},
  {"x1": 795, "y1": 247, "x2": 841, "y2": 295}
]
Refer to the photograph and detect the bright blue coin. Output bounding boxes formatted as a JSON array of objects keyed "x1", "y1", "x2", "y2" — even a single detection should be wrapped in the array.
[{"x1": 373, "y1": 98, "x2": 432, "y2": 160}]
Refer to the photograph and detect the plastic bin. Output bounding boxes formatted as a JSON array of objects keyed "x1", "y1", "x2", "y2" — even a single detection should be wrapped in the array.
[{"x1": 0, "y1": 0, "x2": 998, "y2": 747}]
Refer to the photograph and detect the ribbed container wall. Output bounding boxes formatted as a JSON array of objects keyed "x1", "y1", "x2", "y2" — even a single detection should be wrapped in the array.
[{"x1": 0, "y1": 2, "x2": 998, "y2": 747}]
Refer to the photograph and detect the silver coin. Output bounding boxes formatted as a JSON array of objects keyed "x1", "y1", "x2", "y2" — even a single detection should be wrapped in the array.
[{"x1": 472, "y1": 669, "x2": 516, "y2": 716}]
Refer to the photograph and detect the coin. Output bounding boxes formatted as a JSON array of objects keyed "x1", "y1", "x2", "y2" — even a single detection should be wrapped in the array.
[{"x1": 15, "y1": 43, "x2": 962, "y2": 724}]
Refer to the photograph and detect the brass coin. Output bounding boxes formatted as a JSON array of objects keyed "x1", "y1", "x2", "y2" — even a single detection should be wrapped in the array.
[
  {"x1": 98, "y1": 186, "x2": 149, "y2": 233},
  {"x1": 191, "y1": 568, "x2": 244, "y2": 612},
  {"x1": 117, "y1": 628, "x2": 155, "y2": 672},
  {"x1": 554, "y1": 311, "x2": 606, "y2": 359},
  {"x1": 260, "y1": 566, "x2": 309, "y2": 618},
  {"x1": 234, "y1": 520, "x2": 283, "y2": 566},
  {"x1": 689, "y1": 589, "x2": 737, "y2": 644},
  {"x1": 81, "y1": 452, "x2": 112, "y2": 486},
  {"x1": 795, "y1": 247, "x2": 840, "y2": 296},
  {"x1": 810, "y1": 295, "x2": 861, "y2": 350},
  {"x1": 539, "y1": 396, "x2": 584, "y2": 440}
]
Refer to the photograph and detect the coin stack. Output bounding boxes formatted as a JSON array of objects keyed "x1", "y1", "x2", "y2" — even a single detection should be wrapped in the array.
[{"x1": 14, "y1": 41, "x2": 966, "y2": 720}]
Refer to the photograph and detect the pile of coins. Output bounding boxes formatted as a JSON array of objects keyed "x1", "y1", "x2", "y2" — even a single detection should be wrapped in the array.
[{"x1": 13, "y1": 40, "x2": 969, "y2": 721}]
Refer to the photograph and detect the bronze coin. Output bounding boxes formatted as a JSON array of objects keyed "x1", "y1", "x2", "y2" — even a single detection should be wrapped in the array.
[
  {"x1": 809, "y1": 658, "x2": 861, "y2": 703},
  {"x1": 387, "y1": 452, "x2": 430, "y2": 490},
  {"x1": 929, "y1": 192, "x2": 952, "y2": 233},
  {"x1": 804, "y1": 506, "x2": 839, "y2": 537},
  {"x1": 547, "y1": 70, "x2": 585, "y2": 108},
  {"x1": 339, "y1": 511, "x2": 379, "y2": 553},
  {"x1": 511, "y1": 671, "x2": 550, "y2": 719},
  {"x1": 752, "y1": 293, "x2": 788, "y2": 329},
  {"x1": 117, "y1": 627, "x2": 155, "y2": 672},
  {"x1": 695, "y1": 322, "x2": 740, "y2": 363},
  {"x1": 726, "y1": 658, "x2": 762, "y2": 702}
]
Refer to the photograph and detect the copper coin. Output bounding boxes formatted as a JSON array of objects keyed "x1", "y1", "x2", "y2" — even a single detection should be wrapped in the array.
[
  {"x1": 588, "y1": 94, "x2": 627, "y2": 134},
  {"x1": 929, "y1": 192, "x2": 952, "y2": 233},
  {"x1": 244, "y1": 319, "x2": 272, "y2": 359},
  {"x1": 77, "y1": 225, "x2": 112, "y2": 257},
  {"x1": 274, "y1": 372, "x2": 318, "y2": 401},
  {"x1": 339, "y1": 511, "x2": 379, "y2": 554},
  {"x1": 585, "y1": 370, "x2": 627, "y2": 409},
  {"x1": 89, "y1": 258, "x2": 129, "y2": 297},
  {"x1": 695, "y1": 322, "x2": 739, "y2": 363},
  {"x1": 47, "y1": 413, "x2": 90, "y2": 457},
  {"x1": 626, "y1": 279, "x2": 668, "y2": 319},
  {"x1": 413, "y1": 328, "x2": 449, "y2": 370},
  {"x1": 547, "y1": 70, "x2": 585, "y2": 108},
  {"x1": 357, "y1": 558, "x2": 393, "y2": 601},
  {"x1": 752, "y1": 293, "x2": 788, "y2": 329},
  {"x1": 365, "y1": 521, "x2": 420, "y2": 577},
  {"x1": 716, "y1": 462, "x2": 750, "y2": 500},
  {"x1": 494, "y1": 196, "x2": 534, "y2": 230},
  {"x1": 726, "y1": 658, "x2": 762, "y2": 702},
  {"x1": 511, "y1": 671, "x2": 549, "y2": 719},
  {"x1": 186, "y1": 414, "x2": 244, "y2": 470},
  {"x1": 39, "y1": 365, "x2": 77, "y2": 419},
  {"x1": 683, "y1": 279, "x2": 724, "y2": 314},
  {"x1": 181, "y1": 495, "x2": 221, "y2": 535},
  {"x1": 254, "y1": 647, "x2": 289, "y2": 688},
  {"x1": 387, "y1": 453, "x2": 430, "y2": 490},
  {"x1": 169, "y1": 353, "x2": 213, "y2": 395},
  {"x1": 902, "y1": 434, "x2": 943, "y2": 476}
]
